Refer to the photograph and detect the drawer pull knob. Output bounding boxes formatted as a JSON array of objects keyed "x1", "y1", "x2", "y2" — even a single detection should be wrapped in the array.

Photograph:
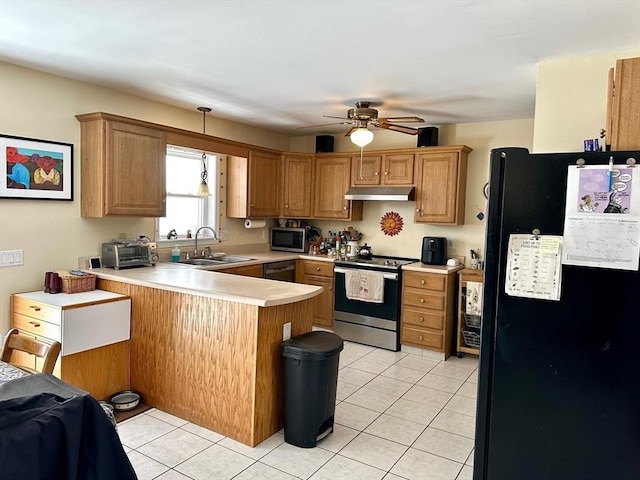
[
  {"x1": 29, "y1": 306, "x2": 41, "y2": 311},
  {"x1": 419, "y1": 335, "x2": 424, "y2": 341},
  {"x1": 420, "y1": 298, "x2": 425, "y2": 303},
  {"x1": 29, "y1": 321, "x2": 41, "y2": 327},
  {"x1": 419, "y1": 317, "x2": 424, "y2": 322},
  {"x1": 420, "y1": 279, "x2": 425, "y2": 285},
  {"x1": 316, "y1": 267, "x2": 321, "y2": 271}
]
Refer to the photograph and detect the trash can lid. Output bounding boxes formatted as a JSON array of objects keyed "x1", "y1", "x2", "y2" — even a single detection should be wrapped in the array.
[{"x1": 281, "y1": 331, "x2": 344, "y2": 360}]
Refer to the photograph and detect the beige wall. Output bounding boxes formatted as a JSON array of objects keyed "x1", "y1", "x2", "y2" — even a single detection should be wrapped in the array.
[
  {"x1": 0, "y1": 62, "x2": 289, "y2": 330},
  {"x1": 533, "y1": 49, "x2": 640, "y2": 153}
]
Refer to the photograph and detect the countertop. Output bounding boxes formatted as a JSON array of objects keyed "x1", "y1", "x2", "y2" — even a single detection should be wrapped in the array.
[
  {"x1": 89, "y1": 251, "x2": 467, "y2": 307},
  {"x1": 89, "y1": 262, "x2": 321, "y2": 308}
]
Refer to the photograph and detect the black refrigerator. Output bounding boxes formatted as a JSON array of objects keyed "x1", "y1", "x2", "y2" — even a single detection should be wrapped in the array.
[{"x1": 474, "y1": 147, "x2": 640, "y2": 480}]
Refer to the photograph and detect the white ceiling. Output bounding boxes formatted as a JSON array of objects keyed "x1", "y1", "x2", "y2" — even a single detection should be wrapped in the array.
[{"x1": 1, "y1": 0, "x2": 639, "y2": 136}]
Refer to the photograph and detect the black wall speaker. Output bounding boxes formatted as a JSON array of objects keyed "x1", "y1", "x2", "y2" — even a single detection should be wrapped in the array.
[
  {"x1": 417, "y1": 127, "x2": 439, "y2": 147},
  {"x1": 316, "y1": 135, "x2": 334, "y2": 153}
]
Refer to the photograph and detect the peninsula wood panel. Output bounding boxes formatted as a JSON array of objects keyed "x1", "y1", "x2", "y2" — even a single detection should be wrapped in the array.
[
  {"x1": 609, "y1": 57, "x2": 640, "y2": 151},
  {"x1": 99, "y1": 280, "x2": 312, "y2": 446},
  {"x1": 61, "y1": 341, "x2": 129, "y2": 401}
]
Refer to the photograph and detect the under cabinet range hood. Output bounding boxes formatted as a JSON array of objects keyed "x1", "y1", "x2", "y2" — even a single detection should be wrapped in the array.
[{"x1": 344, "y1": 186, "x2": 415, "y2": 201}]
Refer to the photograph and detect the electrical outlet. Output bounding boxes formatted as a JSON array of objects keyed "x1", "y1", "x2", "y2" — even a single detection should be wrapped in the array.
[
  {"x1": 218, "y1": 229, "x2": 229, "y2": 241},
  {"x1": 447, "y1": 239, "x2": 455, "y2": 249},
  {"x1": 262, "y1": 229, "x2": 267, "y2": 239},
  {"x1": 118, "y1": 232, "x2": 127, "y2": 239}
]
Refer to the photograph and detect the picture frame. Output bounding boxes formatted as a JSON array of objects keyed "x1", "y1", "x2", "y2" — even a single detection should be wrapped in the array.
[{"x1": 1, "y1": 134, "x2": 73, "y2": 201}]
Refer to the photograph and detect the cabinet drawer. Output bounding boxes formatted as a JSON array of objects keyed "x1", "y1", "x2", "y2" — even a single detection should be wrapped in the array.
[
  {"x1": 13, "y1": 296, "x2": 61, "y2": 324},
  {"x1": 402, "y1": 307, "x2": 444, "y2": 331},
  {"x1": 402, "y1": 325, "x2": 443, "y2": 350},
  {"x1": 403, "y1": 289, "x2": 445, "y2": 311},
  {"x1": 403, "y1": 272, "x2": 446, "y2": 292},
  {"x1": 13, "y1": 312, "x2": 61, "y2": 341},
  {"x1": 303, "y1": 261, "x2": 333, "y2": 277}
]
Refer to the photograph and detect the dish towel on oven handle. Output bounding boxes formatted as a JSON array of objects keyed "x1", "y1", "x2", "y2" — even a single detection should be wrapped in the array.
[{"x1": 344, "y1": 269, "x2": 385, "y2": 303}]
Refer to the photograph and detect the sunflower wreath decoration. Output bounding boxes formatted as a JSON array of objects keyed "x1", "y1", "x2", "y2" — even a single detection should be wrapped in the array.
[{"x1": 380, "y1": 211, "x2": 403, "y2": 236}]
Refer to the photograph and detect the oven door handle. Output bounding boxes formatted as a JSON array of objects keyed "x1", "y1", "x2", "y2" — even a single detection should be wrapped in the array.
[{"x1": 334, "y1": 267, "x2": 398, "y2": 281}]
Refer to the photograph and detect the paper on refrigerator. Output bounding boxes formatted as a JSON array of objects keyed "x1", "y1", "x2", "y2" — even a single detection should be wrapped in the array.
[
  {"x1": 562, "y1": 165, "x2": 639, "y2": 271},
  {"x1": 505, "y1": 234, "x2": 563, "y2": 301}
]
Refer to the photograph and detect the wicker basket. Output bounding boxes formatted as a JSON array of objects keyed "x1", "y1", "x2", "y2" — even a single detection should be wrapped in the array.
[{"x1": 60, "y1": 273, "x2": 96, "y2": 293}]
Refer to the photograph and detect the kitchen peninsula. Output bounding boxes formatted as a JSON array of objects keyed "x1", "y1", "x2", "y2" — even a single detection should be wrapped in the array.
[{"x1": 91, "y1": 263, "x2": 322, "y2": 447}]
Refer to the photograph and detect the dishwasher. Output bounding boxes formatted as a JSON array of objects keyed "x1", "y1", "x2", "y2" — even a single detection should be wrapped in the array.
[{"x1": 263, "y1": 260, "x2": 296, "y2": 282}]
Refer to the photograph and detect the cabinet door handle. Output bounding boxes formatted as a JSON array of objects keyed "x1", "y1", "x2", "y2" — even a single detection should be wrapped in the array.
[
  {"x1": 420, "y1": 279, "x2": 425, "y2": 285},
  {"x1": 329, "y1": 287, "x2": 332, "y2": 292},
  {"x1": 384, "y1": 171, "x2": 389, "y2": 175},
  {"x1": 250, "y1": 204, "x2": 254, "y2": 207},
  {"x1": 285, "y1": 204, "x2": 289, "y2": 208},
  {"x1": 415, "y1": 208, "x2": 420, "y2": 213},
  {"x1": 29, "y1": 305, "x2": 41, "y2": 312},
  {"x1": 29, "y1": 321, "x2": 41, "y2": 328},
  {"x1": 375, "y1": 172, "x2": 380, "y2": 176},
  {"x1": 420, "y1": 298, "x2": 425, "y2": 303},
  {"x1": 316, "y1": 267, "x2": 321, "y2": 271}
]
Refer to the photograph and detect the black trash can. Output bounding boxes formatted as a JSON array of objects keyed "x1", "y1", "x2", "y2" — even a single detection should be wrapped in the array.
[{"x1": 281, "y1": 331, "x2": 343, "y2": 448}]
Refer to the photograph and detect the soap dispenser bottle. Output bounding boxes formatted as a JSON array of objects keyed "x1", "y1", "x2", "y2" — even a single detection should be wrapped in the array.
[{"x1": 171, "y1": 245, "x2": 180, "y2": 262}]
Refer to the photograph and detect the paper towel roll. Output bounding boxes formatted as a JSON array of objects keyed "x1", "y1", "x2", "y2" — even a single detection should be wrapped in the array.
[{"x1": 244, "y1": 219, "x2": 266, "y2": 229}]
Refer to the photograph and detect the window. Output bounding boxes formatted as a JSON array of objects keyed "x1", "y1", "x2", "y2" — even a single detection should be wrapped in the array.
[{"x1": 156, "y1": 146, "x2": 218, "y2": 241}]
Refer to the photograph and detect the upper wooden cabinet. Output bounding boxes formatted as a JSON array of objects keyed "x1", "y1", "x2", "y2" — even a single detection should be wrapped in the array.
[
  {"x1": 606, "y1": 57, "x2": 640, "y2": 151},
  {"x1": 351, "y1": 153, "x2": 414, "y2": 186},
  {"x1": 313, "y1": 156, "x2": 363, "y2": 220},
  {"x1": 414, "y1": 146, "x2": 471, "y2": 225},
  {"x1": 76, "y1": 112, "x2": 167, "y2": 217},
  {"x1": 227, "y1": 149, "x2": 281, "y2": 218},
  {"x1": 282, "y1": 154, "x2": 314, "y2": 218}
]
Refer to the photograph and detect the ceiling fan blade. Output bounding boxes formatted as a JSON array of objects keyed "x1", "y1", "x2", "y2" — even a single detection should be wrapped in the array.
[
  {"x1": 294, "y1": 121, "x2": 350, "y2": 130},
  {"x1": 323, "y1": 115, "x2": 350, "y2": 120},
  {"x1": 376, "y1": 123, "x2": 420, "y2": 135},
  {"x1": 377, "y1": 116, "x2": 424, "y2": 123},
  {"x1": 344, "y1": 126, "x2": 358, "y2": 137}
]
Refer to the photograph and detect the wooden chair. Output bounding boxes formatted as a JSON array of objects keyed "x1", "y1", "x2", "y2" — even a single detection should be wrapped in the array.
[{"x1": 1, "y1": 328, "x2": 61, "y2": 374}]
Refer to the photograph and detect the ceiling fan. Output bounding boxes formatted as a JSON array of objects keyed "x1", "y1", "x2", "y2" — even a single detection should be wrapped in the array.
[{"x1": 298, "y1": 101, "x2": 425, "y2": 137}]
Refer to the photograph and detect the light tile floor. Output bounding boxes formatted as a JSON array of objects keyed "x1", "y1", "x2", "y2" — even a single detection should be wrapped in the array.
[{"x1": 118, "y1": 342, "x2": 478, "y2": 480}]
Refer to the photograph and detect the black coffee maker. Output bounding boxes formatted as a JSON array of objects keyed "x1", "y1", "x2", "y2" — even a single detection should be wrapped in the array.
[{"x1": 421, "y1": 237, "x2": 447, "y2": 265}]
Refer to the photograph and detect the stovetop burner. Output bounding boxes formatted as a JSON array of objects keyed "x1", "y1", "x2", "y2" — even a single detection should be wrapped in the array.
[{"x1": 334, "y1": 255, "x2": 419, "y2": 271}]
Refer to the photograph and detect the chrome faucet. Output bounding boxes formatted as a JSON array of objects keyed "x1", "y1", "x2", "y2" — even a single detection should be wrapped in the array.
[{"x1": 194, "y1": 226, "x2": 218, "y2": 258}]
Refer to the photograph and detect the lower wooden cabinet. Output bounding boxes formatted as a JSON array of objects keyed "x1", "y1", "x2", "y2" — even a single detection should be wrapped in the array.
[
  {"x1": 401, "y1": 269, "x2": 458, "y2": 358},
  {"x1": 10, "y1": 290, "x2": 131, "y2": 400},
  {"x1": 218, "y1": 263, "x2": 263, "y2": 277},
  {"x1": 297, "y1": 259, "x2": 334, "y2": 328}
]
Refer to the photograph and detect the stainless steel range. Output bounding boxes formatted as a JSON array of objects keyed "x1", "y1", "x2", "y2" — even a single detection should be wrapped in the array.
[{"x1": 333, "y1": 255, "x2": 418, "y2": 351}]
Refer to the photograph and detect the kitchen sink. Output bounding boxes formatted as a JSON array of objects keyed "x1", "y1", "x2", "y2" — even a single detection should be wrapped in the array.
[{"x1": 179, "y1": 256, "x2": 255, "y2": 266}]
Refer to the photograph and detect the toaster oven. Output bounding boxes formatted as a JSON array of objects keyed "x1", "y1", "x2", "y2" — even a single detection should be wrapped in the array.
[{"x1": 101, "y1": 240, "x2": 158, "y2": 269}]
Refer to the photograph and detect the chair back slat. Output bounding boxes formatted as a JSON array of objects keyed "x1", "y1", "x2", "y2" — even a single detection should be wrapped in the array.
[{"x1": 1, "y1": 328, "x2": 62, "y2": 375}]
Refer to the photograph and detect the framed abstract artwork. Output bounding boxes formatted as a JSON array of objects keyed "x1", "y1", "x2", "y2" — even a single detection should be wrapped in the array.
[{"x1": 1, "y1": 134, "x2": 73, "y2": 200}]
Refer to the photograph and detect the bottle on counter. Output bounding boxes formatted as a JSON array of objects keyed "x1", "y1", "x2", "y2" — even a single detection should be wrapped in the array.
[{"x1": 171, "y1": 245, "x2": 181, "y2": 262}]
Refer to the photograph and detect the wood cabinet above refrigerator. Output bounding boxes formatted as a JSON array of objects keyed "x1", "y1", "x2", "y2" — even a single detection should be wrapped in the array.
[{"x1": 606, "y1": 56, "x2": 640, "y2": 151}]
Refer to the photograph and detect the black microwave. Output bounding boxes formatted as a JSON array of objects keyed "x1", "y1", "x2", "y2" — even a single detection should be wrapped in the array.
[{"x1": 270, "y1": 227, "x2": 309, "y2": 253}]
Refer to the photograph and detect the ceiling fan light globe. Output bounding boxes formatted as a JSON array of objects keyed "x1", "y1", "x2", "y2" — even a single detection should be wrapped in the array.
[{"x1": 351, "y1": 128, "x2": 374, "y2": 147}]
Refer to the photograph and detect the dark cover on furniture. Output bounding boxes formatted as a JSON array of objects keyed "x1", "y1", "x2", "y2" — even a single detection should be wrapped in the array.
[{"x1": 0, "y1": 374, "x2": 137, "y2": 480}]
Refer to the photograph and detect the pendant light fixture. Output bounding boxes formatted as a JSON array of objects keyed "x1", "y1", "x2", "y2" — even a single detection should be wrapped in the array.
[
  {"x1": 350, "y1": 126, "x2": 374, "y2": 147},
  {"x1": 196, "y1": 106, "x2": 212, "y2": 197}
]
